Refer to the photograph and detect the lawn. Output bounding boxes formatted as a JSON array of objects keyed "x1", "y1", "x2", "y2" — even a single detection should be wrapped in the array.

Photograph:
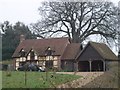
[{"x1": 2, "y1": 71, "x2": 81, "y2": 88}]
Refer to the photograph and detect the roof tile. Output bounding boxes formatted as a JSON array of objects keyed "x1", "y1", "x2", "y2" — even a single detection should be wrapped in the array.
[
  {"x1": 12, "y1": 37, "x2": 69, "y2": 57},
  {"x1": 61, "y1": 43, "x2": 81, "y2": 60},
  {"x1": 89, "y1": 42, "x2": 118, "y2": 60}
]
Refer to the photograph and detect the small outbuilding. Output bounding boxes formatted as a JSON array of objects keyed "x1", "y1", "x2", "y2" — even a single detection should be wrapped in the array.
[{"x1": 76, "y1": 42, "x2": 118, "y2": 72}]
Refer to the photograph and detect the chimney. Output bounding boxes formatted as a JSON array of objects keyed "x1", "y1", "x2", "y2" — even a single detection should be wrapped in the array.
[{"x1": 20, "y1": 34, "x2": 25, "y2": 43}]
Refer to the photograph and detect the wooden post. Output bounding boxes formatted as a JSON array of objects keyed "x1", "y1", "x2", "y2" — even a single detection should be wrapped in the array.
[
  {"x1": 74, "y1": 62, "x2": 78, "y2": 71},
  {"x1": 24, "y1": 63, "x2": 27, "y2": 86},
  {"x1": 89, "y1": 61, "x2": 92, "y2": 72},
  {"x1": 76, "y1": 62, "x2": 78, "y2": 71},
  {"x1": 25, "y1": 70, "x2": 27, "y2": 85},
  {"x1": 74, "y1": 62, "x2": 78, "y2": 75},
  {"x1": 46, "y1": 68, "x2": 48, "y2": 81},
  {"x1": 103, "y1": 61, "x2": 106, "y2": 71}
]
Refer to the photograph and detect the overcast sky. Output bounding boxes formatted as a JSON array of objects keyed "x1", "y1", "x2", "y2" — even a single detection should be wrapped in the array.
[{"x1": 0, "y1": 0, "x2": 119, "y2": 25}]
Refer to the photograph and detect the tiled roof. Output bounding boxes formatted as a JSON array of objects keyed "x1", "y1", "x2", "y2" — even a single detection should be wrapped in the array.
[
  {"x1": 89, "y1": 42, "x2": 118, "y2": 60},
  {"x1": 76, "y1": 41, "x2": 118, "y2": 60},
  {"x1": 12, "y1": 37, "x2": 69, "y2": 57},
  {"x1": 61, "y1": 43, "x2": 81, "y2": 60}
]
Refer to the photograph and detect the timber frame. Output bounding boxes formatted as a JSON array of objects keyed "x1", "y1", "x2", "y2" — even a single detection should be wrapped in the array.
[{"x1": 13, "y1": 37, "x2": 118, "y2": 72}]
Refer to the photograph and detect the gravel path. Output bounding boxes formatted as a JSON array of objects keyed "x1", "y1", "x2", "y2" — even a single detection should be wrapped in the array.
[{"x1": 56, "y1": 72, "x2": 104, "y2": 88}]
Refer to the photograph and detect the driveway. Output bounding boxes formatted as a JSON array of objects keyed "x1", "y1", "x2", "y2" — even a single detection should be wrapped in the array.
[{"x1": 56, "y1": 72, "x2": 104, "y2": 88}]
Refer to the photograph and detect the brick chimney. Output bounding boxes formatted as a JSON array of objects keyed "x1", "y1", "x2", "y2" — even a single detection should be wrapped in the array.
[{"x1": 20, "y1": 34, "x2": 25, "y2": 43}]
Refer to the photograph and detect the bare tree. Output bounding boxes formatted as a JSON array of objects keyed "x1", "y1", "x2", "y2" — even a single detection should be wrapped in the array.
[{"x1": 31, "y1": 1, "x2": 118, "y2": 43}]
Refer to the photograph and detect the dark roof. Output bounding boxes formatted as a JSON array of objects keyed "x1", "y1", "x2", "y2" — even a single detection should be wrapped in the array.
[
  {"x1": 61, "y1": 43, "x2": 81, "y2": 60},
  {"x1": 90, "y1": 42, "x2": 118, "y2": 60},
  {"x1": 12, "y1": 37, "x2": 70, "y2": 57},
  {"x1": 76, "y1": 41, "x2": 118, "y2": 60}
]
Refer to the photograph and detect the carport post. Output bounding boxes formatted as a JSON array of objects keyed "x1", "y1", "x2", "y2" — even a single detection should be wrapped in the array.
[
  {"x1": 74, "y1": 62, "x2": 78, "y2": 71},
  {"x1": 89, "y1": 61, "x2": 92, "y2": 72},
  {"x1": 103, "y1": 61, "x2": 106, "y2": 71}
]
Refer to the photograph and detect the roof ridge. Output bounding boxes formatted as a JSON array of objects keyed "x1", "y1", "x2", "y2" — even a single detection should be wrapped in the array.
[
  {"x1": 89, "y1": 41, "x2": 106, "y2": 45},
  {"x1": 24, "y1": 37, "x2": 69, "y2": 41},
  {"x1": 70, "y1": 42, "x2": 80, "y2": 44}
]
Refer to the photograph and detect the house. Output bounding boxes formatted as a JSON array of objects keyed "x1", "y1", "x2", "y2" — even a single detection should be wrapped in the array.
[
  {"x1": 12, "y1": 36, "x2": 81, "y2": 71},
  {"x1": 76, "y1": 41, "x2": 118, "y2": 72},
  {"x1": 12, "y1": 35, "x2": 118, "y2": 72}
]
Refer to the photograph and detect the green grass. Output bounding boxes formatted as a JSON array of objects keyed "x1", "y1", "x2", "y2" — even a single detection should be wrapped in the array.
[{"x1": 2, "y1": 71, "x2": 81, "y2": 88}]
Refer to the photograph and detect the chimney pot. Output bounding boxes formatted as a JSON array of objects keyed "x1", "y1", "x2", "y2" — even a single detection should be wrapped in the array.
[{"x1": 20, "y1": 34, "x2": 25, "y2": 43}]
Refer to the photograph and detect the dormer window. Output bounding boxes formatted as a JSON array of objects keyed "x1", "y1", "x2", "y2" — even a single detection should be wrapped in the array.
[
  {"x1": 30, "y1": 50, "x2": 35, "y2": 60},
  {"x1": 45, "y1": 47, "x2": 55, "y2": 56},
  {"x1": 20, "y1": 49, "x2": 25, "y2": 57}
]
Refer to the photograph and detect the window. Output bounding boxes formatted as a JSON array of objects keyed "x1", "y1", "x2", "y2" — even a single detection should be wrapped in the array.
[
  {"x1": 30, "y1": 51, "x2": 35, "y2": 60},
  {"x1": 21, "y1": 52, "x2": 25, "y2": 57},
  {"x1": 45, "y1": 47, "x2": 55, "y2": 56},
  {"x1": 20, "y1": 49, "x2": 25, "y2": 57}
]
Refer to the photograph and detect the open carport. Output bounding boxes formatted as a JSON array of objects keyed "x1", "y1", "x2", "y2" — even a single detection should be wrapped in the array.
[
  {"x1": 78, "y1": 61, "x2": 90, "y2": 71},
  {"x1": 78, "y1": 60, "x2": 104, "y2": 72},
  {"x1": 76, "y1": 42, "x2": 118, "y2": 72},
  {"x1": 91, "y1": 60, "x2": 104, "y2": 71}
]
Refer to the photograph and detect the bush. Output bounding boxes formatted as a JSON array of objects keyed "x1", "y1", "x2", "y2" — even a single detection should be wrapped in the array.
[{"x1": 2, "y1": 64, "x2": 8, "y2": 71}]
